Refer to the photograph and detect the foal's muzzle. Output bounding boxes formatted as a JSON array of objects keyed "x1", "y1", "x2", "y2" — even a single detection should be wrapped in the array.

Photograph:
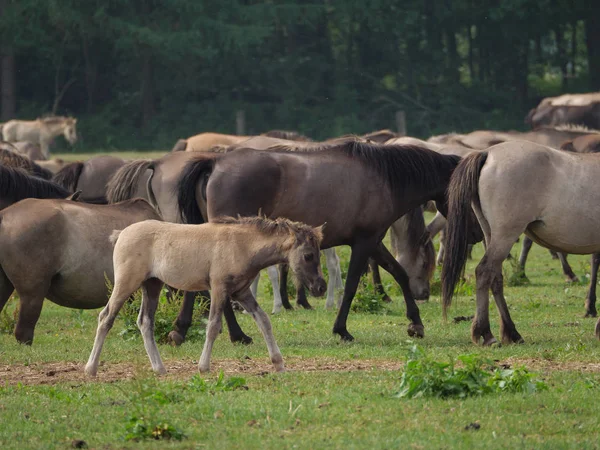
[{"x1": 309, "y1": 277, "x2": 327, "y2": 298}]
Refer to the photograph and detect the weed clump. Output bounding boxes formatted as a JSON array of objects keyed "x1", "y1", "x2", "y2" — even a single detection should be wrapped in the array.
[
  {"x1": 395, "y1": 345, "x2": 547, "y2": 399},
  {"x1": 351, "y1": 274, "x2": 388, "y2": 314}
]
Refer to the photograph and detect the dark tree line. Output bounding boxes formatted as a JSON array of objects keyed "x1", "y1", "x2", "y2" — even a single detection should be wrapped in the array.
[{"x1": 0, "y1": 0, "x2": 599, "y2": 150}]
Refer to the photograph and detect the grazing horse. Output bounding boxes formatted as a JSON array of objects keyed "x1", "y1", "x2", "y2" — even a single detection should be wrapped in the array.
[
  {"x1": 0, "y1": 164, "x2": 71, "y2": 210},
  {"x1": 0, "y1": 147, "x2": 53, "y2": 179},
  {"x1": 85, "y1": 216, "x2": 326, "y2": 376},
  {"x1": 177, "y1": 141, "x2": 462, "y2": 342},
  {"x1": 1, "y1": 116, "x2": 78, "y2": 158},
  {"x1": 442, "y1": 141, "x2": 600, "y2": 345},
  {"x1": 53, "y1": 155, "x2": 126, "y2": 203},
  {"x1": 0, "y1": 198, "x2": 160, "y2": 344}
]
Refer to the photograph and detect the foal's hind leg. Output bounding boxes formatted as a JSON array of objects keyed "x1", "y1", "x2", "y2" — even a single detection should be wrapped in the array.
[
  {"x1": 372, "y1": 242, "x2": 424, "y2": 338},
  {"x1": 234, "y1": 289, "x2": 284, "y2": 372},
  {"x1": 137, "y1": 278, "x2": 167, "y2": 374},
  {"x1": 368, "y1": 259, "x2": 392, "y2": 303},
  {"x1": 85, "y1": 278, "x2": 142, "y2": 376},
  {"x1": 557, "y1": 253, "x2": 578, "y2": 283},
  {"x1": 585, "y1": 253, "x2": 600, "y2": 318}
]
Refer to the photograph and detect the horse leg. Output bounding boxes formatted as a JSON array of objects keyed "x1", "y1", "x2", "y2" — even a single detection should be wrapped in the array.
[
  {"x1": 558, "y1": 253, "x2": 578, "y2": 283},
  {"x1": 436, "y1": 229, "x2": 445, "y2": 266},
  {"x1": 234, "y1": 289, "x2": 284, "y2": 372},
  {"x1": 332, "y1": 240, "x2": 375, "y2": 341},
  {"x1": 198, "y1": 287, "x2": 227, "y2": 373},
  {"x1": 324, "y1": 248, "x2": 343, "y2": 310},
  {"x1": 490, "y1": 270, "x2": 524, "y2": 345},
  {"x1": 550, "y1": 250, "x2": 559, "y2": 260},
  {"x1": 0, "y1": 268, "x2": 15, "y2": 318},
  {"x1": 278, "y1": 263, "x2": 294, "y2": 310},
  {"x1": 518, "y1": 235, "x2": 533, "y2": 275},
  {"x1": 223, "y1": 298, "x2": 253, "y2": 344},
  {"x1": 137, "y1": 278, "x2": 167, "y2": 374},
  {"x1": 265, "y1": 266, "x2": 285, "y2": 314},
  {"x1": 14, "y1": 281, "x2": 49, "y2": 345},
  {"x1": 295, "y1": 285, "x2": 312, "y2": 309},
  {"x1": 372, "y1": 242, "x2": 424, "y2": 338},
  {"x1": 368, "y1": 259, "x2": 392, "y2": 303},
  {"x1": 86, "y1": 279, "x2": 141, "y2": 376},
  {"x1": 168, "y1": 290, "x2": 204, "y2": 346},
  {"x1": 585, "y1": 253, "x2": 599, "y2": 318}
]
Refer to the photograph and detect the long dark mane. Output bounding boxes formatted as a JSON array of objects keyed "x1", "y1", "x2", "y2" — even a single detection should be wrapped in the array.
[
  {"x1": 333, "y1": 141, "x2": 461, "y2": 194},
  {"x1": 0, "y1": 164, "x2": 71, "y2": 201},
  {"x1": 0, "y1": 148, "x2": 52, "y2": 180},
  {"x1": 52, "y1": 161, "x2": 84, "y2": 191}
]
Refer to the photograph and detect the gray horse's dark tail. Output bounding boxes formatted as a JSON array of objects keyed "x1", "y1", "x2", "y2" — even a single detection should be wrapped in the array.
[
  {"x1": 106, "y1": 159, "x2": 153, "y2": 203},
  {"x1": 441, "y1": 151, "x2": 488, "y2": 319},
  {"x1": 52, "y1": 161, "x2": 84, "y2": 192},
  {"x1": 177, "y1": 156, "x2": 216, "y2": 224}
]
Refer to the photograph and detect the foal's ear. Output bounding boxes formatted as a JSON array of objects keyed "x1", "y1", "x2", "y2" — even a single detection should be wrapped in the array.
[{"x1": 314, "y1": 222, "x2": 326, "y2": 243}]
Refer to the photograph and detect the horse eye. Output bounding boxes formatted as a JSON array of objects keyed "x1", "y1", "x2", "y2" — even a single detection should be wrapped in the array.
[{"x1": 303, "y1": 254, "x2": 314, "y2": 262}]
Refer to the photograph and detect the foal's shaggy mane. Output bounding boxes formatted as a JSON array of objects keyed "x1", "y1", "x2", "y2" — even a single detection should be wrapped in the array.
[
  {"x1": 546, "y1": 124, "x2": 600, "y2": 134},
  {"x1": 212, "y1": 215, "x2": 323, "y2": 244},
  {"x1": 39, "y1": 115, "x2": 75, "y2": 125},
  {"x1": 0, "y1": 164, "x2": 71, "y2": 201}
]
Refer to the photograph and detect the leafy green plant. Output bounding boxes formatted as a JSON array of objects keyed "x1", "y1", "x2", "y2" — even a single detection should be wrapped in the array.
[
  {"x1": 125, "y1": 417, "x2": 185, "y2": 442},
  {"x1": 0, "y1": 297, "x2": 18, "y2": 335},
  {"x1": 504, "y1": 257, "x2": 530, "y2": 287},
  {"x1": 188, "y1": 371, "x2": 248, "y2": 393},
  {"x1": 351, "y1": 274, "x2": 388, "y2": 314},
  {"x1": 395, "y1": 345, "x2": 547, "y2": 399}
]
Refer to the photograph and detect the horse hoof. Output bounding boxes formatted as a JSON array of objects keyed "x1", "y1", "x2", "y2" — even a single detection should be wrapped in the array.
[
  {"x1": 297, "y1": 302, "x2": 313, "y2": 310},
  {"x1": 84, "y1": 365, "x2": 97, "y2": 377},
  {"x1": 501, "y1": 331, "x2": 525, "y2": 345},
  {"x1": 584, "y1": 310, "x2": 597, "y2": 318},
  {"x1": 382, "y1": 295, "x2": 392, "y2": 303},
  {"x1": 407, "y1": 324, "x2": 425, "y2": 338},
  {"x1": 334, "y1": 329, "x2": 355, "y2": 342},
  {"x1": 231, "y1": 334, "x2": 253, "y2": 345},
  {"x1": 566, "y1": 276, "x2": 579, "y2": 283},
  {"x1": 271, "y1": 308, "x2": 282, "y2": 315},
  {"x1": 167, "y1": 331, "x2": 185, "y2": 347},
  {"x1": 481, "y1": 336, "x2": 499, "y2": 346}
]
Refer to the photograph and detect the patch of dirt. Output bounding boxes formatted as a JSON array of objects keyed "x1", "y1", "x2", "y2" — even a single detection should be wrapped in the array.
[
  {"x1": 0, "y1": 357, "x2": 403, "y2": 386},
  {"x1": 2, "y1": 356, "x2": 598, "y2": 387}
]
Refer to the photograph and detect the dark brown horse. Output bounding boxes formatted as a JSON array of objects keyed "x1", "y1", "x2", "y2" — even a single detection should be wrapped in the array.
[
  {"x1": 53, "y1": 155, "x2": 126, "y2": 203},
  {"x1": 177, "y1": 141, "x2": 462, "y2": 342},
  {"x1": 0, "y1": 147, "x2": 53, "y2": 179}
]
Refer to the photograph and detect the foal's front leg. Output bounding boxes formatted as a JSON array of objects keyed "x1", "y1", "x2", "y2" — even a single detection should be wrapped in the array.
[
  {"x1": 372, "y1": 242, "x2": 424, "y2": 338},
  {"x1": 198, "y1": 287, "x2": 227, "y2": 373},
  {"x1": 234, "y1": 289, "x2": 284, "y2": 372}
]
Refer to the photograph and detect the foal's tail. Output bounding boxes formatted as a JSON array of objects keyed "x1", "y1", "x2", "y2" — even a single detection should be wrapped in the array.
[
  {"x1": 177, "y1": 156, "x2": 215, "y2": 224},
  {"x1": 106, "y1": 159, "x2": 153, "y2": 203},
  {"x1": 441, "y1": 151, "x2": 488, "y2": 319}
]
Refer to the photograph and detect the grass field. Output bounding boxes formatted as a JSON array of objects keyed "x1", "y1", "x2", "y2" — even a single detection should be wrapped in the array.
[{"x1": 1, "y1": 152, "x2": 600, "y2": 449}]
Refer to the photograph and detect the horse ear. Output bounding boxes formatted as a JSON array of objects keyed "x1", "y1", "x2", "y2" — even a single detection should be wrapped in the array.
[{"x1": 66, "y1": 190, "x2": 82, "y2": 201}]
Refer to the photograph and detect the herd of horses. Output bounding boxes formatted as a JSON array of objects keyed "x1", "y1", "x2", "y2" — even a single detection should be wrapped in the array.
[{"x1": 1, "y1": 98, "x2": 600, "y2": 374}]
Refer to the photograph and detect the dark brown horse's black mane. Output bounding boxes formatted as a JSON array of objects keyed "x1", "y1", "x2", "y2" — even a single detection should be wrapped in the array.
[
  {"x1": 212, "y1": 215, "x2": 322, "y2": 244},
  {"x1": 52, "y1": 161, "x2": 84, "y2": 192},
  {"x1": 0, "y1": 164, "x2": 71, "y2": 201},
  {"x1": 262, "y1": 130, "x2": 313, "y2": 142}
]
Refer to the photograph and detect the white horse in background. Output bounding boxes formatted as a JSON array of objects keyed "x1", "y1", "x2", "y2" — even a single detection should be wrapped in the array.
[{"x1": 1, "y1": 116, "x2": 78, "y2": 158}]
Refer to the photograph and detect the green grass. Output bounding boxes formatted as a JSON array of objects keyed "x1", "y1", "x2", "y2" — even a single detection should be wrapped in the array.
[{"x1": 1, "y1": 152, "x2": 600, "y2": 448}]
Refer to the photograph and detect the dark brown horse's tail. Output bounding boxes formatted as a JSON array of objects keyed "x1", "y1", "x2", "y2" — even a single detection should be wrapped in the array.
[
  {"x1": 52, "y1": 161, "x2": 84, "y2": 192},
  {"x1": 177, "y1": 156, "x2": 215, "y2": 224},
  {"x1": 441, "y1": 151, "x2": 488, "y2": 319},
  {"x1": 106, "y1": 159, "x2": 153, "y2": 203}
]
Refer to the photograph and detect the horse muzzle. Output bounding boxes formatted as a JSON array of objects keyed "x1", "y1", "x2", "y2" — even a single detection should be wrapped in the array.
[{"x1": 309, "y1": 278, "x2": 327, "y2": 298}]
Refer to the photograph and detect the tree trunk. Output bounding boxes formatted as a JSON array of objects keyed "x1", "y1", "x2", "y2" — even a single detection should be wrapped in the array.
[
  {"x1": 584, "y1": 14, "x2": 600, "y2": 90},
  {"x1": 0, "y1": 0, "x2": 16, "y2": 120},
  {"x1": 570, "y1": 20, "x2": 577, "y2": 78},
  {"x1": 82, "y1": 35, "x2": 97, "y2": 113},
  {"x1": 555, "y1": 25, "x2": 568, "y2": 91}
]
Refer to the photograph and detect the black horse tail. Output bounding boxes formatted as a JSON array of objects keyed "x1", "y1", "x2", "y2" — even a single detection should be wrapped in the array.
[
  {"x1": 145, "y1": 161, "x2": 163, "y2": 218},
  {"x1": 52, "y1": 161, "x2": 84, "y2": 192},
  {"x1": 106, "y1": 159, "x2": 153, "y2": 203},
  {"x1": 177, "y1": 156, "x2": 216, "y2": 224},
  {"x1": 441, "y1": 151, "x2": 488, "y2": 320}
]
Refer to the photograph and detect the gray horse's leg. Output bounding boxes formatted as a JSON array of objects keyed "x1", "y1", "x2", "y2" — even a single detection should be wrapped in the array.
[
  {"x1": 137, "y1": 278, "x2": 167, "y2": 374},
  {"x1": 265, "y1": 266, "x2": 284, "y2": 314},
  {"x1": 585, "y1": 253, "x2": 600, "y2": 318},
  {"x1": 14, "y1": 280, "x2": 50, "y2": 345},
  {"x1": 324, "y1": 248, "x2": 343, "y2": 309},
  {"x1": 234, "y1": 289, "x2": 284, "y2": 372},
  {"x1": 436, "y1": 229, "x2": 445, "y2": 266},
  {"x1": 557, "y1": 253, "x2": 578, "y2": 283},
  {"x1": 518, "y1": 235, "x2": 533, "y2": 273}
]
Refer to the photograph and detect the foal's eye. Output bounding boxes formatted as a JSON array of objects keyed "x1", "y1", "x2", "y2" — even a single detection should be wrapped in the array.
[{"x1": 304, "y1": 254, "x2": 314, "y2": 262}]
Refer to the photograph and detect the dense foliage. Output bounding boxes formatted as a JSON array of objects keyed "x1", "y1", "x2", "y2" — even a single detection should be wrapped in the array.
[{"x1": 1, "y1": 0, "x2": 598, "y2": 149}]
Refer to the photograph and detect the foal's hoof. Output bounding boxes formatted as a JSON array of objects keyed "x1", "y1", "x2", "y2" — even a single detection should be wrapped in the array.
[
  {"x1": 167, "y1": 331, "x2": 185, "y2": 347},
  {"x1": 231, "y1": 334, "x2": 253, "y2": 345},
  {"x1": 407, "y1": 324, "x2": 425, "y2": 338}
]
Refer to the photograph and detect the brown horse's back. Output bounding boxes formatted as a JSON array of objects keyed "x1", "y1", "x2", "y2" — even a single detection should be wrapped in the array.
[{"x1": 185, "y1": 133, "x2": 250, "y2": 152}]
